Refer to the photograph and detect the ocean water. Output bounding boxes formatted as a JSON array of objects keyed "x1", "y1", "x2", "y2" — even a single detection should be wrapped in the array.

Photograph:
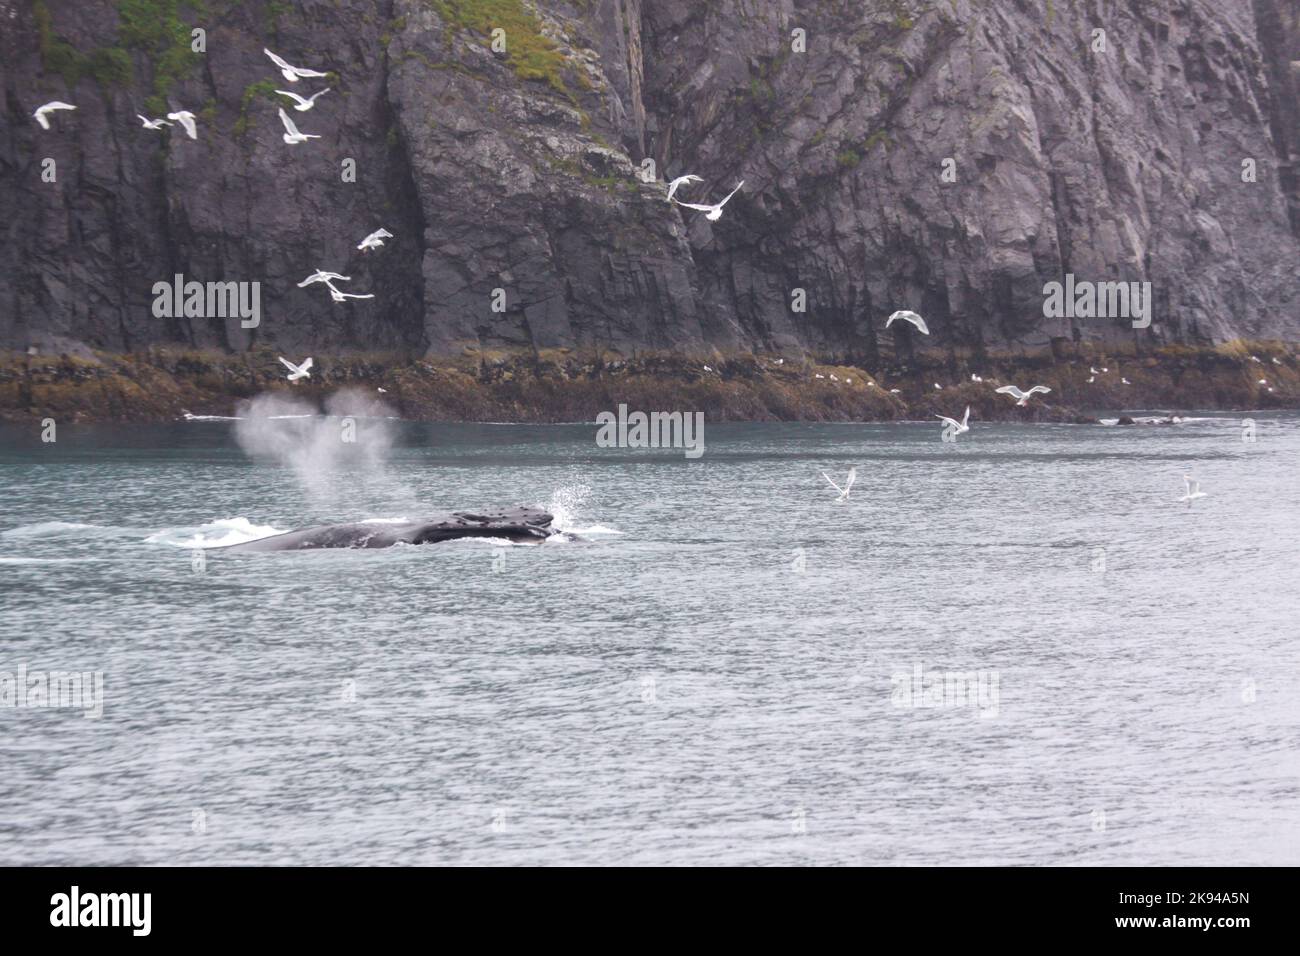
[{"x1": 1, "y1": 412, "x2": 1298, "y2": 866}]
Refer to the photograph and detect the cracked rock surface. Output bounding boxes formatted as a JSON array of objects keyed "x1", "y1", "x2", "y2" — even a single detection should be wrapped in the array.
[{"x1": 2, "y1": 0, "x2": 1298, "y2": 356}]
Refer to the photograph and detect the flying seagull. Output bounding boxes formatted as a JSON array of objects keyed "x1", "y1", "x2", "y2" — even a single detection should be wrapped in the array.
[
  {"x1": 673, "y1": 181, "x2": 744, "y2": 221},
  {"x1": 822, "y1": 467, "x2": 856, "y2": 502},
  {"x1": 323, "y1": 278, "x2": 374, "y2": 302},
  {"x1": 298, "y1": 270, "x2": 350, "y2": 287},
  {"x1": 33, "y1": 101, "x2": 76, "y2": 129},
  {"x1": 1178, "y1": 475, "x2": 1206, "y2": 508},
  {"x1": 936, "y1": 406, "x2": 971, "y2": 438},
  {"x1": 167, "y1": 111, "x2": 197, "y2": 139},
  {"x1": 885, "y1": 310, "x2": 930, "y2": 335},
  {"x1": 276, "y1": 88, "x2": 330, "y2": 111},
  {"x1": 278, "y1": 108, "x2": 319, "y2": 144},
  {"x1": 995, "y1": 384, "x2": 1052, "y2": 406},
  {"x1": 356, "y1": 228, "x2": 393, "y2": 252},
  {"x1": 264, "y1": 48, "x2": 329, "y2": 83},
  {"x1": 278, "y1": 356, "x2": 313, "y2": 382},
  {"x1": 137, "y1": 114, "x2": 173, "y2": 130},
  {"x1": 665, "y1": 174, "x2": 702, "y2": 202}
]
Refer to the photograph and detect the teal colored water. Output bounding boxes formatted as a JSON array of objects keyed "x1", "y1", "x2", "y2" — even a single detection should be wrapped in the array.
[{"x1": 1, "y1": 413, "x2": 1298, "y2": 864}]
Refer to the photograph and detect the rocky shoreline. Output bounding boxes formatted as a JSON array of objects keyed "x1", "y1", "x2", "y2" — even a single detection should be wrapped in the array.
[{"x1": 1, "y1": 342, "x2": 1296, "y2": 426}]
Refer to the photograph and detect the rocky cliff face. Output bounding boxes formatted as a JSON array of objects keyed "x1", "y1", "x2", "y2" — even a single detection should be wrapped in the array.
[{"x1": 2, "y1": 0, "x2": 1298, "y2": 358}]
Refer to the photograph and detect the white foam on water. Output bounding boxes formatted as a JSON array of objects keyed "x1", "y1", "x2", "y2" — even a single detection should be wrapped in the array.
[
  {"x1": 145, "y1": 517, "x2": 288, "y2": 548},
  {"x1": 1, "y1": 521, "x2": 102, "y2": 538}
]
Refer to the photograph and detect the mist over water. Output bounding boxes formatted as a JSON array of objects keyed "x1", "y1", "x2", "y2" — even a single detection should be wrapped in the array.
[{"x1": 232, "y1": 389, "x2": 411, "y2": 514}]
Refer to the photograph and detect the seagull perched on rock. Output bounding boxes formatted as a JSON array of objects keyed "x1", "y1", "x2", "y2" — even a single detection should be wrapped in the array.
[
  {"x1": 665, "y1": 174, "x2": 702, "y2": 202},
  {"x1": 971, "y1": 374, "x2": 983, "y2": 382},
  {"x1": 278, "y1": 356, "x2": 312, "y2": 382},
  {"x1": 1179, "y1": 475, "x2": 1206, "y2": 507},
  {"x1": 822, "y1": 467, "x2": 856, "y2": 502},
  {"x1": 996, "y1": 384, "x2": 1051, "y2": 406},
  {"x1": 936, "y1": 406, "x2": 971, "y2": 439},
  {"x1": 167, "y1": 111, "x2": 197, "y2": 139},
  {"x1": 885, "y1": 310, "x2": 930, "y2": 335},
  {"x1": 33, "y1": 101, "x2": 76, "y2": 129},
  {"x1": 673, "y1": 181, "x2": 744, "y2": 221},
  {"x1": 137, "y1": 113, "x2": 173, "y2": 130},
  {"x1": 265, "y1": 48, "x2": 329, "y2": 83},
  {"x1": 323, "y1": 278, "x2": 374, "y2": 302},
  {"x1": 277, "y1": 108, "x2": 319, "y2": 144},
  {"x1": 356, "y1": 228, "x2": 393, "y2": 252},
  {"x1": 298, "y1": 270, "x2": 350, "y2": 287},
  {"x1": 276, "y1": 88, "x2": 330, "y2": 111}
]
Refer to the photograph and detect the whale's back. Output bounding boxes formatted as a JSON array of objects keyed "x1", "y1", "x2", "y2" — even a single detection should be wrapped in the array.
[{"x1": 217, "y1": 506, "x2": 558, "y2": 552}]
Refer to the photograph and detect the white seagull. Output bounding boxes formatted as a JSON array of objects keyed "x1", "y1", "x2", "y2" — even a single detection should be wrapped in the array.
[
  {"x1": 276, "y1": 88, "x2": 330, "y2": 111},
  {"x1": 936, "y1": 406, "x2": 971, "y2": 438},
  {"x1": 1090, "y1": 367, "x2": 1100, "y2": 375},
  {"x1": 356, "y1": 228, "x2": 393, "y2": 252},
  {"x1": 971, "y1": 374, "x2": 983, "y2": 382},
  {"x1": 1272, "y1": 357, "x2": 1282, "y2": 365},
  {"x1": 665, "y1": 174, "x2": 702, "y2": 202},
  {"x1": 278, "y1": 356, "x2": 313, "y2": 382},
  {"x1": 1121, "y1": 377, "x2": 1131, "y2": 385},
  {"x1": 278, "y1": 108, "x2": 319, "y2": 144},
  {"x1": 822, "y1": 467, "x2": 856, "y2": 502},
  {"x1": 167, "y1": 111, "x2": 197, "y2": 139},
  {"x1": 323, "y1": 278, "x2": 374, "y2": 302},
  {"x1": 33, "y1": 101, "x2": 76, "y2": 129},
  {"x1": 298, "y1": 270, "x2": 350, "y2": 287},
  {"x1": 137, "y1": 113, "x2": 173, "y2": 130},
  {"x1": 995, "y1": 384, "x2": 1052, "y2": 406},
  {"x1": 1178, "y1": 475, "x2": 1207, "y2": 507},
  {"x1": 885, "y1": 310, "x2": 930, "y2": 335},
  {"x1": 673, "y1": 181, "x2": 744, "y2": 221},
  {"x1": 1087, "y1": 375, "x2": 1096, "y2": 383},
  {"x1": 264, "y1": 48, "x2": 329, "y2": 83}
]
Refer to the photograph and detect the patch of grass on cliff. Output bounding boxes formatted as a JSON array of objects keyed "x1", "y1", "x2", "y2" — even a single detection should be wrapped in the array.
[
  {"x1": 35, "y1": 1, "x2": 133, "y2": 88},
  {"x1": 234, "y1": 80, "x2": 280, "y2": 137},
  {"x1": 430, "y1": 0, "x2": 574, "y2": 94},
  {"x1": 118, "y1": 0, "x2": 207, "y2": 114},
  {"x1": 34, "y1": 0, "x2": 204, "y2": 108}
]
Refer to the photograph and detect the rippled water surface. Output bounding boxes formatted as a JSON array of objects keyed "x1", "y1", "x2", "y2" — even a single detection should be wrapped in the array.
[{"x1": 2, "y1": 414, "x2": 1298, "y2": 865}]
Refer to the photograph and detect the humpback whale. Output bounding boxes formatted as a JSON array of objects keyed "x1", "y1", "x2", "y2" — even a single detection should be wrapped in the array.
[{"x1": 217, "y1": 507, "x2": 569, "y2": 552}]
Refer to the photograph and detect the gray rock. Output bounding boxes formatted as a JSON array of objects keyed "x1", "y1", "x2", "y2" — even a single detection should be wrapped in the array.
[{"x1": 1, "y1": 0, "x2": 1297, "y2": 356}]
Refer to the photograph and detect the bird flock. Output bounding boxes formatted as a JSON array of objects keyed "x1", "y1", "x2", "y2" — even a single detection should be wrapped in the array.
[{"x1": 34, "y1": 49, "x2": 393, "y2": 385}]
